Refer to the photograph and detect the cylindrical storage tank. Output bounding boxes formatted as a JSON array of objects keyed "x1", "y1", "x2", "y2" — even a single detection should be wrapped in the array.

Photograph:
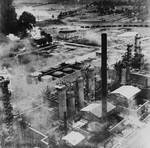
[
  {"x1": 121, "y1": 68, "x2": 127, "y2": 85},
  {"x1": 77, "y1": 77, "x2": 85, "y2": 108},
  {"x1": 70, "y1": 63, "x2": 82, "y2": 70},
  {"x1": 51, "y1": 71, "x2": 64, "y2": 78},
  {"x1": 95, "y1": 75, "x2": 101, "y2": 84},
  {"x1": 41, "y1": 75, "x2": 53, "y2": 82},
  {"x1": 62, "y1": 68, "x2": 74, "y2": 74},
  {"x1": 135, "y1": 34, "x2": 141, "y2": 52},
  {"x1": 55, "y1": 85, "x2": 67, "y2": 120},
  {"x1": 88, "y1": 66, "x2": 95, "y2": 101},
  {"x1": 67, "y1": 91, "x2": 76, "y2": 118},
  {"x1": 0, "y1": 77, "x2": 5, "y2": 99}
]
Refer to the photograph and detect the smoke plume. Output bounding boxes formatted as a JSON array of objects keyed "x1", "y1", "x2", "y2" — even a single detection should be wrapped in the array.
[
  {"x1": 83, "y1": 31, "x2": 101, "y2": 46},
  {"x1": 147, "y1": 0, "x2": 150, "y2": 17},
  {"x1": 0, "y1": 0, "x2": 17, "y2": 34}
]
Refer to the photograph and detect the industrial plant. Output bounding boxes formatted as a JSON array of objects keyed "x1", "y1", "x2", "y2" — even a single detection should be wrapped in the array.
[{"x1": 0, "y1": 0, "x2": 150, "y2": 148}]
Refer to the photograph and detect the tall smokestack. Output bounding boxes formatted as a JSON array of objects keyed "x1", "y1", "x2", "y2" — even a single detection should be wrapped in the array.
[{"x1": 101, "y1": 33, "x2": 107, "y2": 119}]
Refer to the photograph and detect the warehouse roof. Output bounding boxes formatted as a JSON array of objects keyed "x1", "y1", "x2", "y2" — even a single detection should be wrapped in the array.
[
  {"x1": 62, "y1": 131, "x2": 85, "y2": 146},
  {"x1": 81, "y1": 101, "x2": 115, "y2": 118}
]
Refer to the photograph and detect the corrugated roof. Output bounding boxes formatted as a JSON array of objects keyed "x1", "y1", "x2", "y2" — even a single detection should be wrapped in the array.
[
  {"x1": 59, "y1": 30, "x2": 76, "y2": 33},
  {"x1": 62, "y1": 131, "x2": 85, "y2": 146},
  {"x1": 72, "y1": 119, "x2": 88, "y2": 129},
  {"x1": 111, "y1": 85, "x2": 141, "y2": 100},
  {"x1": 81, "y1": 101, "x2": 115, "y2": 118}
]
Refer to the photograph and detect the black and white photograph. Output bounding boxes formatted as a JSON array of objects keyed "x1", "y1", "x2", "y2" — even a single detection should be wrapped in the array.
[{"x1": 0, "y1": 0, "x2": 150, "y2": 148}]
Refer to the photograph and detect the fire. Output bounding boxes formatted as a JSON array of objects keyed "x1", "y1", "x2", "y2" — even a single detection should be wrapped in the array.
[{"x1": 28, "y1": 26, "x2": 42, "y2": 39}]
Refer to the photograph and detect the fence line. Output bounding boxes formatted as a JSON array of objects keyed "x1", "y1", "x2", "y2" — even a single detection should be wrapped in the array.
[{"x1": 29, "y1": 127, "x2": 49, "y2": 146}]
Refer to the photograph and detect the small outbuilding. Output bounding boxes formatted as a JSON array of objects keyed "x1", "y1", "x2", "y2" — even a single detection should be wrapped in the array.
[
  {"x1": 111, "y1": 85, "x2": 141, "y2": 100},
  {"x1": 109, "y1": 85, "x2": 144, "y2": 118},
  {"x1": 58, "y1": 29, "x2": 77, "y2": 40},
  {"x1": 81, "y1": 101, "x2": 116, "y2": 121},
  {"x1": 62, "y1": 131, "x2": 85, "y2": 146}
]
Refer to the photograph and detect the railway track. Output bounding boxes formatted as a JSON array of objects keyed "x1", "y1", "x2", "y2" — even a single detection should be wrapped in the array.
[
  {"x1": 13, "y1": 43, "x2": 57, "y2": 58},
  {"x1": 81, "y1": 22, "x2": 150, "y2": 29}
]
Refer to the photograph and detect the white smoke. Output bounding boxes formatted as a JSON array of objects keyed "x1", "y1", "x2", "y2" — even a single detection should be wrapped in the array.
[
  {"x1": 0, "y1": 41, "x2": 18, "y2": 57},
  {"x1": 0, "y1": 33, "x2": 34, "y2": 65},
  {"x1": 7, "y1": 34, "x2": 20, "y2": 41},
  {"x1": 10, "y1": 64, "x2": 57, "y2": 116},
  {"x1": 83, "y1": 31, "x2": 101, "y2": 46},
  {"x1": 16, "y1": 6, "x2": 51, "y2": 21}
]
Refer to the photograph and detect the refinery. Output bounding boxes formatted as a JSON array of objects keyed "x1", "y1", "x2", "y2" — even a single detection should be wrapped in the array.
[{"x1": 1, "y1": 0, "x2": 150, "y2": 148}]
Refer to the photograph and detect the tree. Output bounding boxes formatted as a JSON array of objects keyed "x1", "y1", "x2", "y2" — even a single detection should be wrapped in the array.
[
  {"x1": 121, "y1": 44, "x2": 133, "y2": 67},
  {"x1": 114, "y1": 60, "x2": 123, "y2": 82},
  {"x1": 131, "y1": 53, "x2": 144, "y2": 69},
  {"x1": 113, "y1": 44, "x2": 133, "y2": 85}
]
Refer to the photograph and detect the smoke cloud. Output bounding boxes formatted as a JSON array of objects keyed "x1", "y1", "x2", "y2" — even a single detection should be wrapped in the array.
[
  {"x1": 83, "y1": 31, "x2": 101, "y2": 46},
  {"x1": 0, "y1": 0, "x2": 17, "y2": 34}
]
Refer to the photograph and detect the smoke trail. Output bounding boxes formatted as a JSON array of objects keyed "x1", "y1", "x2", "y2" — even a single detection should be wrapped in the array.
[{"x1": 0, "y1": 0, "x2": 17, "y2": 34}]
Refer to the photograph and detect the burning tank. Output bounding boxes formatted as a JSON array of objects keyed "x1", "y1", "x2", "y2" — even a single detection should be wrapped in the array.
[
  {"x1": 33, "y1": 32, "x2": 53, "y2": 48},
  {"x1": 30, "y1": 27, "x2": 53, "y2": 48}
]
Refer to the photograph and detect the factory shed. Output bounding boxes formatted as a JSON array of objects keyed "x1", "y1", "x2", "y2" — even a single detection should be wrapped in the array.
[
  {"x1": 111, "y1": 85, "x2": 141, "y2": 100},
  {"x1": 110, "y1": 85, "x2": 141, "y2": 109},
  {"x1": 58, "y1": 29, "x2": 77, "y2": 40},
  {"x1": 81, "y1": 101, "x2": 115, "y2": 119}
]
